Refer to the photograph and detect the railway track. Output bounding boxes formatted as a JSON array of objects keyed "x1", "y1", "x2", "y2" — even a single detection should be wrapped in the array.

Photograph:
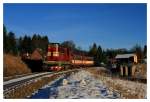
[
  {"x1": 4, "y1": 72, "x2": 52, "y2": 89},
  {"x1": 4, "y1": 72, "x2": 41, "y2": 81},
  {"x1": 4, "y1": 69, "x2": 80, "y2": 98}
]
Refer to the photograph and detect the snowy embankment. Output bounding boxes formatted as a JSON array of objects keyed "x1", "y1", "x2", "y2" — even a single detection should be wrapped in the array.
[
  {"x1": 31, "y1": 70, "x2": 120, "y2": 99},
  {"x1": 87, "y1": 68, "x2": 147, "y2": 99}
]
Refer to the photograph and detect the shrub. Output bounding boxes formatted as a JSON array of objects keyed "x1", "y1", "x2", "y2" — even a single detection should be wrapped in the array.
[{"x1": 4, "y1": 54, "x2": 31, "y2": 77}]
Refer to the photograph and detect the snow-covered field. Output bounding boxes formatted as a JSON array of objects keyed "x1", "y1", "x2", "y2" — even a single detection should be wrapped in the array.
[{"x1": 30, "y1": 70, "x2": 120, "y2": 99}]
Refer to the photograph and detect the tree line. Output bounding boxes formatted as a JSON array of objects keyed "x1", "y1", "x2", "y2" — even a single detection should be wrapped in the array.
[
  {"x1": 89, "y1": 43, "x2": 147, "y2": 65},
  {"x1": 3, "y1": 25, "x2": 49, "y2": 55},
  {"x1": 4, "y1": 25, "x2": 147, "y2": 66}
]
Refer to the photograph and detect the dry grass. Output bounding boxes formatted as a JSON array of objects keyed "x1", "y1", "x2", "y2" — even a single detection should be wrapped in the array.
[
  {"x1": 86, "y1": 68, "x2": 146, "y2": 99},
  {"x1": 4, "y1": 54, "x2": 31, "y2": 77},
  {"x1": 134, "y1": 64, "x2": 147, "y2": 79}
]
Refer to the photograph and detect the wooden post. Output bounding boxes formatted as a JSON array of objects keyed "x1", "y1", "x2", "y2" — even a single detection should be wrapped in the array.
[
  {"x1": 125, "y1": 66, "x2": 128, "y2": 76},
  {"x1": 131, "y1": 65, "x2": 136, "y2": 77},
  {"x1": 120, "y1": 65, "x2": 123, "y2": 76}
]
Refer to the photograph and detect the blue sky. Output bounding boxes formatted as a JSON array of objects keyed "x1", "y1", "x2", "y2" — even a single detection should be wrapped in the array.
[{"x1": 4, "y1": 3, "x2": 147, "y2": 50}]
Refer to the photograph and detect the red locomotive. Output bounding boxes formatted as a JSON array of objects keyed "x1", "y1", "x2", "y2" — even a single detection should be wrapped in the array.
[{"x1": 43, "y1": 43, "x2": 94, "y2": 71}]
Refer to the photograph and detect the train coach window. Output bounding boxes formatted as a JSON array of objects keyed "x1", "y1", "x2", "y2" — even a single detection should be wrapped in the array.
[{"x1": 86, "y1": 57, "x2": 94, "y2": 60}]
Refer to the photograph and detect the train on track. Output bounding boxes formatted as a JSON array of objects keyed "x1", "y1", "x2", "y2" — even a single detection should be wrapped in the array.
[
  {"x1": 43, "y1": 43, "x2": 94, "y2": 71},
  {"x1": 22, "y1": 43, "x2": 94, "y2": 72}
]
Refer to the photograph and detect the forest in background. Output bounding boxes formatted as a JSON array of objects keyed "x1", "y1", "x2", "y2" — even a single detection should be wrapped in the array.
[{"x1": 3, "y1": 25, "x2": 147, "y2": 66}]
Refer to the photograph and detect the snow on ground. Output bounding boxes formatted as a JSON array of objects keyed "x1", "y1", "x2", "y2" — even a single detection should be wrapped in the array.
[
  {"x1": 87, "y1": 68, "x2": 146, "y2": 99},
  {"x1": 99, "y1": 75, "x2": 147, "y2": 98},
  {"x1": 54, "y1": 70, "x2": 119, "y2": 99},
  {"x1": 30, "y1": 70, "x2": 120, "y2": 99}
]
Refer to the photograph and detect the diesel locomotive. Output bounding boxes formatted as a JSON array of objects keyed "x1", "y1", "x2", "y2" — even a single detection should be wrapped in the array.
[{"x1": 43, "y1": 43, "x2": 94, "y2": 71}]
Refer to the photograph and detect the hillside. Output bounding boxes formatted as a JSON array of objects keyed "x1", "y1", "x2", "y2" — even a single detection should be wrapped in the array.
[{"x1": 4, "y1": 54, "x2": 31, "y2": 77}]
